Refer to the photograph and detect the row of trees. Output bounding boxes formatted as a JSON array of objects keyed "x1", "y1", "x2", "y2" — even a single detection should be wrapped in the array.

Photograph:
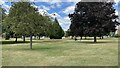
[
  {"x1": 68, "y1": 2, "x2": 119, "y2": 42},
  {"x1": 2, "y1": 2, "x2": 64, "y2": 49}
]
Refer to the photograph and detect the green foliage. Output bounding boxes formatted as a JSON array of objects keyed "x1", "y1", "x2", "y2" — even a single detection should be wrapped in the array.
[
  {"x1": 69, "y1": 2, "x2": 119, "y2": 42},
  {"x1": 8, "y1": 2, "x2": 38, "y2": 36},
  {"x1": 3, "y1": 2, "x2": 52, "y2": 49},
  {"x1": 0, "y1": 6, "x2": 6, "y2": 35},
  {"x1": 5, "y1": 2, "x2": 51, "y2": 37},
  {"x1": 49, "y1": 18, "x2": 64, "y2": 39},
  {"x1": 0, "y1": 6, "x2": 6, "y2": 21}
]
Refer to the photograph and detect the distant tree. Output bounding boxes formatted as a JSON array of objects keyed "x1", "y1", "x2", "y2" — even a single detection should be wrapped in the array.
[
  {"x1": 49, "y1": 18, "x2": 64, "y2": 39},
  {"x1": 69, "y1": 2, "x2": 119, "y2": 42}
]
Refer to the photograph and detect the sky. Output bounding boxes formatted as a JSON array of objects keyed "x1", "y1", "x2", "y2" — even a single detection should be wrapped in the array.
[{"x1": 0, "y1": 0, "x2": 120, "y2": 31}]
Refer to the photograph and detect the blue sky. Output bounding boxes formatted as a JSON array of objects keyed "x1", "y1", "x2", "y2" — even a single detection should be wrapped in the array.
[{"x1": 1, "y1": 0, "x2": 120, "y2": 31}]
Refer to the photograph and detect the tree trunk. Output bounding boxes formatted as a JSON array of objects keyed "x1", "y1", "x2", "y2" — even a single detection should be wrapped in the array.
[
  {"x1": 30, "y1": 35, "x2": 32, "y2": 49},
  {"x1": 80, "y1": 36, "x2": 82, "y2": 40},
  {"x1": 100, "y1": 37, "x2": 101, "y2": 39},
  {"x1": 15, "y1": 37, "x2": 17, "y2": 42},
  {"x1": 85, "y1": 36, "x2": 86, "y2": 39},
  {"x1": 23, "y1": 35, "x2": 25, "y2": 42},
  {"x1": 71, "y1": 36, "x2": 73, "y2": 39},
  {"x1": 34, "y1": 35, "x2": 36, "y2": 40},
  {"x1": 39, "y1": 36, "x2": 40, "y2": 40},
  {"x1": 94, "y1": 36, "x2": 97, "y2": 43},
  {"x1": 75, "y1": 36, "x2": 77, "y2": 41},
  {"x1": 102, "y1": 36, "x2": 103, "y2": 39}
]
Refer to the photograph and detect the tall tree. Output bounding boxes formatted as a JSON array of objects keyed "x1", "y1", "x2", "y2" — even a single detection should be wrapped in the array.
[
  {"x1": 33, "y1": 14, "x2": 50, "y2": 40},
  {"x1": 8, "y1": 2, "x2": 36, "y2": 42},
  {"x1": 69, "y1": 2, "x2": 119, "y2": 42},
  {"x1": 49, "y1": 18, "x2": 64, "y2": 39},
  {"x1": 6, "y1": 2, "x2": 48, "y2": 49}
]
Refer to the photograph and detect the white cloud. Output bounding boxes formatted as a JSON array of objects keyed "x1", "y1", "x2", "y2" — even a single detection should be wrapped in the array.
[
  {"x1": 49, "y1": 0, "x2": 61, "y2": 4},
  {"x1": 51, "y1": 5, "x2": 55, "y2": 8},
  {"x1": 63, "y1": 5, "x2": 75, "y2": 14},
  {"x1": 114, "y1": 0, "x2": 120, "y2": 7},
  {"x1": 31, "y1": 4, "x2": 50, "y2": 15},
  {"x1": 3, "y1": 4, "x2": 11, "y2": 9},
  {"x1": 40, "y1": 5, "x2": 50, "y2": 10},
  {"x1": 58, "y1": 17, "x2": 71, "y2": 25},
  {"x1": 0, "y1": 0, "x2": 5, "y2": 5},
  {"x1": 62, "y1": 2, "x2": 77, "y2": 14},
  {"x1": 114, "y1": 0, "x2": 120, "y2": 3},
  {"x1": 65, "y1": 0, "x2": 80, "y2": 2},
  {"x1": 1, "y1": 1, "x2": 11, "y2": 14},
  {"x1": 31, "y1": 4, "x2": 38, "y2": 8},
  {"x1": 38, "y1": 8, "x2": 49, "y2": 15},
  {"x1": 58, "y1": 16, "x2": 71, "y2": 31},
  {"x1": 50, "y1": 2, "x2": 61, "y2": 9},
  {"x1": 32, "y1": 4, "x2": 50, "y2": 11},
  {"x1": 115, "y1": 10, "x2": 118, "y2": 15},
  {"x1": 55, "y1": 3, "x2": 61, "y2": 8}
]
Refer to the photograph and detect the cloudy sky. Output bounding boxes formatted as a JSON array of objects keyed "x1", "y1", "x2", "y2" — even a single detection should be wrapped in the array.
[{"x1": 1, "y1": 0, "x2": 120, "y2": 31}]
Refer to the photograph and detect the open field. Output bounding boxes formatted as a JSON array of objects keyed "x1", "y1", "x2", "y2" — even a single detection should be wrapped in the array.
[{"x1": 2, "y1": 37, "x2": 118, "y2": 66}]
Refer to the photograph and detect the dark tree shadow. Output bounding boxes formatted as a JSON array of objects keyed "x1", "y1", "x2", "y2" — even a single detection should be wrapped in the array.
[
  {"x1": 80, "y1": 38, "x2": 93, "y2": 40},
  {"x1": 33, "y1": 39, "x2": 63, "y2": 43},
  {"x1": 78, "y1": 41, "x2": 110, "y2": 44},
  {"x1": 1, "y1": 41, "x2": 30, "y2": 44},
  {"x1": 19, "y1": 46, "x2": 61, "y2": 51}
]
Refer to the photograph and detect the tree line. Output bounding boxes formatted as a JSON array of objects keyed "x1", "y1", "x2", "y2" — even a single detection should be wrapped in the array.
[{"x1": 1, "y1": 1, "x2": 120, "y2": 49}]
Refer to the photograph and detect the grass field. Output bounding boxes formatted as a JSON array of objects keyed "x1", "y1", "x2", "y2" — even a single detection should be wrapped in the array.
[{"x1": 2, "y1": 37, "x2": 118, "y2": 66}]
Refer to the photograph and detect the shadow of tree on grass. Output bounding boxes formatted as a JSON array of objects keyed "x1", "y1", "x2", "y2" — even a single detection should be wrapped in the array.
[
  {"x1": 1, "y1": 41, "x2": 30, "y2": 44},
  {"x1": 78, "y1": 41, "x2": 112, "y2": 44}
]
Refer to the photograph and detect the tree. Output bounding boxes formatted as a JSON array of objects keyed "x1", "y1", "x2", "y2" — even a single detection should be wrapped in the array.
[
  {"x1": 8, "y1": 2, "x2": 36, "y2": 42},
  {"x1": 6, "y1": 2, "x2": 48, "y2": 49},
  {"x1": 49, "y1": 18, "x2": 64, "y2": 39},
  {"x1": 35, "y1": 15, "x2": 51, "y2": 40},
  {"x1": 0, "y1": 6, "x2": 6, "y2": 21},
  {"x1": 0, "y1": 6, "x2": 13, "y2": 40},
  {"x1": 69, "y1": 2, "x2": 119, "y2": 42},
  {"x1": 2, "y1": 16, "x2": 14, "y2": 40},
  {"x1": 0, "y1": 6, "x2": 6, "y2": 36}
]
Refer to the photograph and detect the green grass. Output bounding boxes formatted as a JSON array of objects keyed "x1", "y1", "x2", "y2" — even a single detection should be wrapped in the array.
[{"x1": 2, "y1": 37, "x2": 118, "y2": 66}]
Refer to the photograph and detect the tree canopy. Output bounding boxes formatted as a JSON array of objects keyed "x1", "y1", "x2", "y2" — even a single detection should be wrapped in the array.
[{"x1": 69, "y1": 2, "x2": 119, "y2": 42}]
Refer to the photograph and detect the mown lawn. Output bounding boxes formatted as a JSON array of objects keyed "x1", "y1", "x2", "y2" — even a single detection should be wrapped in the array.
[{"x1": 2, "y1": 37, "x2": 118, "y2": 66}]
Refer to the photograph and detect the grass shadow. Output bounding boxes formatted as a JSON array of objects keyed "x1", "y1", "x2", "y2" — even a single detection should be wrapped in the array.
[
  {"x1": 79, "y1": 41, "x2": 110, "y2": 44},
  {"x1": 19, "y1": 46, "x2": 61, "y2": 51},
  {"x1": 1, "y1": 41, "x2": 30, "y2": 44},
  {"x1": 33, "y1": 39, "x2": 63, "y2": 43},
  {"x1": 1, "y1": 39, "x2": 63, "y2": 45}
]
